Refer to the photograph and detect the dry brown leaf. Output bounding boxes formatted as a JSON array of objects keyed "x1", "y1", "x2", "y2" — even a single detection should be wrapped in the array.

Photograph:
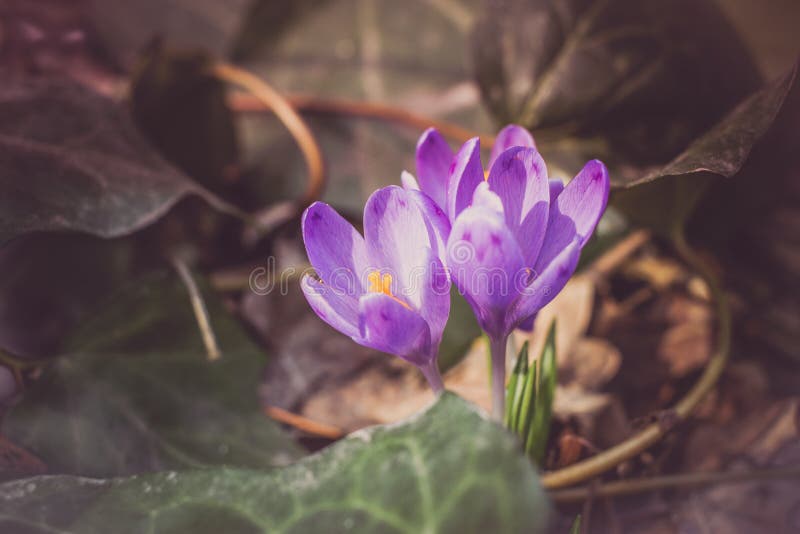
[
  {"x1": 657, "y1": 321, "x2": 712, "y2": 377},
  {"x1": 672, "y1": 399, "x2": 800, "y2": 534},
  {"x1": 301, "y1": 338, "x2": 492, "y2": 432},
  {"x1": 513, "y1": 273, "x2": 596, "y2": 369},
  {"x1": 622, "y1": 255, "x2": 687, "y2": 290},
  {"x1": 567, "y1": 337, "x2": 622, "y2": 391}
]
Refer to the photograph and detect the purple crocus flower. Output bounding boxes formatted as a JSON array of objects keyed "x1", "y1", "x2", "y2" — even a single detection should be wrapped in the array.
[
  {"x1": 406, "y1": 124, "x2": 609, "y2": 417},
  {"x1": 300, "y1": 185, "x2": 451, "y2": 392},
  {"x1": 460, "y1": 148, "x2": 607, "y2": 416}
]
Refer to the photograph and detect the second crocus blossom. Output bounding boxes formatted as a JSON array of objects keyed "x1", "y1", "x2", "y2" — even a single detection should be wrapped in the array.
[
  {"x1": 446, "y1": 142, "x2": 609, "y2": 418},
  {"x1": 408, "y1": 124, "x2": 537, "y2": 224},
  {"x1": 300, "y1": 186, "x2": 451, "y2": 392}
]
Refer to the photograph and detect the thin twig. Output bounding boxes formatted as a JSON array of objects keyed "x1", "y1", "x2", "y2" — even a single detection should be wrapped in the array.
[
  {"x1": 169, "y1": 253, "x2": 221, "y2": 361},
  {"x1": 211, "y1": 63, "x2": 327, "y2": 218},
  {"x1": 264, "y1": 406, "x2": 344, "y2": 440},
  {"x1": 541, "y1": 229, "x2": 731, "y2": 488},
  {"x1": 550, "y1": 465, "x2": 800, "y2": 503},
  {"x1": 227, "y1": 92, "x2": 496, "y2": 147}
]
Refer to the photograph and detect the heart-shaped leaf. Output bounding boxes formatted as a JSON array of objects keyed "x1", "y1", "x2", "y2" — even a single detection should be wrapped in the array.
[
  {"x1": 0, "y1": 393, "x2": 549, "y2": 533},
  {"x1": 613, "y1": 63, "x2": 798, "y2": 235},
  {"x1": 0, "y1": 77, "x2": 232, "y2": 244},
  {"x1": 3, "y1": 271, "x2": 302, "y2": 477}
]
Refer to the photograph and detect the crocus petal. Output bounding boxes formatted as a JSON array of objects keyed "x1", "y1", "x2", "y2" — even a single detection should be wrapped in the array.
[
  {"x1": 472, "y1": 181, "x2": 504, "y2": 214},
  {"x1": 302, "y1": 202, "x2": 370, "y2": 293},
  {"x1": 556, "y1": 160, "x2": 609, "y2": 245},
  {"x1": 488, "y1": 124, "x2": 536, "y2": 170},
  {"x1": 301, "y1": 274, "x2": 360, "y2": 338},
  {"x1": 446, "y1": 137, "x2": 484, "y2": 222},
  {"x1": 401, "y1": 170, "x2": 420, "y2": 191},
  {"x1": 517, "y1": 314, "x2": 536, "y2": 332},
  {"x1": 364, "y1": 186, "x2": 437, "y2": 309},
  {"x1": 510, "y1": 238, "x2": 581, "y2": 330},
  {"x1": 549, "y1": 179, "x2": 564, "y2": 202},
  {"x1": 534, "y1": 160, "x2": 609, "y2": 270},
  {"x1": 415, "y1": 128, "x2": 453, "y2": 211},
  {"x1": 405, "y1": 185, "x2": 452, "y2": 256},
  {"x1": 414, "y1": 249, "x2": 451, "y2": 350},
  {"x1": 487, "y1": 146, "x2": 550, "y2": 266},
  {"x1": 358, "y1": 293, "x2": 432, "y2": 366},
  {"x1": 447, "y1": 204, "x2": 526, "y2": 340}
]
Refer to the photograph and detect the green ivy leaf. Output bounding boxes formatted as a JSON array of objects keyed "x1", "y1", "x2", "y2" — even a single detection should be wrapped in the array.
[
  {"x1": 3, "y1": 272, "x2": 302, "y2": 477},
  {"x1": 0, "y1": 394, "x2": 549, "y2": 534},
  {"x1": 0, "y1": 77, "x2": 232, "y2": 243}
]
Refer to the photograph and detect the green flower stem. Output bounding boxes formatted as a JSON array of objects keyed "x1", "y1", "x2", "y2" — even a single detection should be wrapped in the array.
[{"x1": 490, "y1": 336, "x2": 509, "y2": 421}]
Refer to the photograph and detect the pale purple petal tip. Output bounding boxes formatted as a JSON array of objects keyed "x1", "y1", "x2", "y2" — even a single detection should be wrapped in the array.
[
  {"x1": 447, "y1": 137, "x2": 484, "y2": 222},
  {"x1": 487, "y1": 146, "x2": 550, "y2": 266},
  {"x1": 488, "y1": 124, "x2": 536, "y2": 170},
  {"x1": 560, "y1": 160, "x2": 610, "y2": 245},
  {"x1": 364, "y1": 186, "x2": 439, "y2": 309},
  {"x1": 416, "y1": 128, "x2": 453, "y2": 211},
  {"x1": 302, "y1": 202, "x2": 369, "y2": 293},
  {"x1": 401, "y1": 171, "x2": 420, "y2": 191},
  {"x1": 472, "y1": 181, "x2": 504, "y2": 215}
]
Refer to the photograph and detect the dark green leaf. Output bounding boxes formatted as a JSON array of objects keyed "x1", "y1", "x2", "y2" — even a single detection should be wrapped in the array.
[
  {"x1": 130, "y1": 44, "x2": 239, "y2": 191},
  {"x1": 628, "y1": 62, "x2": 797, "y2": 188},
  {"x1": 88, "y1": 0, "x2": 255, "y2": 68},
  {"x1": 0, "y1": 77, "x2": 226, "y2": 243},
  {"x1": 0, "y1": 394, "x2": 549, "y2": 534},
  {"x1": 613, "y1": 63, "x2": 798, "y2": 235},
  {"x1": 473, "y1": 0, "x2": 762, "y2": 183},
  {"x1": 3, "y1": 272, "x2": 302, "y2": 477},
  {"x1": 0, "y1": 234, "x2": 136, "y2": 357}
]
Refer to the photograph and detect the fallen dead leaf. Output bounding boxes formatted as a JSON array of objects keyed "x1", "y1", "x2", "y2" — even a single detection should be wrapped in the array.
[
  {"x1": 514, "y1": 274, "x2": 596, "y2": 370},
  {"x1": 567, "y1": 337, "x2": 622, "y2": 391},
  {"x1": 622, "y1": 255, "x2": 687, "y2": 291}
]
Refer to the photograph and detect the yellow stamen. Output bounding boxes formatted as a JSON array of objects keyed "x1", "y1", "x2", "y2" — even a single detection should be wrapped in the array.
[
  {"x1": 367, "y1": 270, "x2": 411, "y2": 309},
  {"x1": 484, "y1": 169, "x2": 490, "y2": 181}
]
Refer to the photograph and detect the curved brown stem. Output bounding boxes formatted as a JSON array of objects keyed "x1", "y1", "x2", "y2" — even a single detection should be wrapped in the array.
[
  {"x1": 550, "y1": 465, "x2": 800, "y2": 503},
  {"x1": 211, "y1": 63, "x2": 327, "y2": 218},
  {"x1": 228, "y1": 92, "x2": 496, "y2": 147}
]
